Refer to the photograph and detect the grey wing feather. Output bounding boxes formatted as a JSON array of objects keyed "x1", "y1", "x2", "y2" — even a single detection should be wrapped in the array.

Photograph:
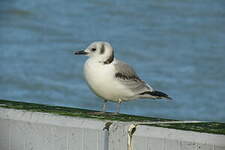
[{"x1": 114, "y1": 60, "x2": 153, "y2": 94}]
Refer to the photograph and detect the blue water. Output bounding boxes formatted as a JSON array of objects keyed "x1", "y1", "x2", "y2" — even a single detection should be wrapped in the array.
[{"x1": 1, "y1": 0, "x2": 225, "y2": 122}]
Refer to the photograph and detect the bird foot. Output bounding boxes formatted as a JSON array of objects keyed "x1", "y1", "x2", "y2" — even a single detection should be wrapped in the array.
[
  {"x1": 88, "y1": 111, "x2": 107, "y2": 115},
  {"x1": 112, "y1": 112, "x2": 120, "y2": 115}
]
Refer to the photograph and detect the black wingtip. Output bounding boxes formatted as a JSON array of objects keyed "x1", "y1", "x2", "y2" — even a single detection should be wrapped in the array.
[
  {"x1": 153, "y1": 90, "x2": 172, "y2": 100},
  {"x1": 166, "y1": 96, "x2": 173, "y2": 100},
  {"x1": 152, "y1": 90, "x2": 172, "y2": 100},
  {"x1": 140, "y1": 90, "x2": 172, "y2": 100}
]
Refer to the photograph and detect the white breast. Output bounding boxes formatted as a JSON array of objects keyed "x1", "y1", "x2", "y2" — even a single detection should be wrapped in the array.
[{"x1": 83, "y1": 59, "x2": 133, "y2": 102}]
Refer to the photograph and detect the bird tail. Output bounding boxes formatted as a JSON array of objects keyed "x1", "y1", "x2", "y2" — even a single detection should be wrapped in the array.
[{"x1": 139, "y1": 90, "x2": 172, "y2": 100}]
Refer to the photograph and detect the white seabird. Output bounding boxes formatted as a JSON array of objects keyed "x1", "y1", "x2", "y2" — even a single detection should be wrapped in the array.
[{"x1": 74, "y1": 41, "x2": 171, "y2": 113}]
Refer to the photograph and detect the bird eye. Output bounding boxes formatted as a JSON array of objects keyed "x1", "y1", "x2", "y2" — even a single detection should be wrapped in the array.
[{"x1": 91, "y1": 48, "x2": 96, "y2": 52}]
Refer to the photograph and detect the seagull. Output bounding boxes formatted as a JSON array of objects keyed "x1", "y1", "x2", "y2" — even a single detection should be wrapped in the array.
[{"x1": 74, "y1": 41, "x2": 172, "y2": 114}]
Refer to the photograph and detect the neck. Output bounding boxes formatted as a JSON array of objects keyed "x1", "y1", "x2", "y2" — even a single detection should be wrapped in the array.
[{"x1": 103, "y1": 53, "x2": 114, "y2": 64}]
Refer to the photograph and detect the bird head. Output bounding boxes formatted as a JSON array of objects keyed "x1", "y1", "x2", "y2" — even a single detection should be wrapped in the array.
[{"x1": 74, "y1": 41, "x2": 114, "y2": 64}]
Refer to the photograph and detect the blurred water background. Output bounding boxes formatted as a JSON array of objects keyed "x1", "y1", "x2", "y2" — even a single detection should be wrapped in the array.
[{"x1": 0, "y1": 0, "x2": 225, "y2": 122}]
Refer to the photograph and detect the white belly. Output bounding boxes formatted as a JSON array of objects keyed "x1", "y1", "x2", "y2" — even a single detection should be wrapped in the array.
[{"x1": 84, "y1": 59, "x2": 133, "y2": 102}]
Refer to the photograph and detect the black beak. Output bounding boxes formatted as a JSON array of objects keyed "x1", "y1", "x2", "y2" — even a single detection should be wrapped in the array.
[{"x1": 74, "y1": 50, "x2": 88, "y2": 55}]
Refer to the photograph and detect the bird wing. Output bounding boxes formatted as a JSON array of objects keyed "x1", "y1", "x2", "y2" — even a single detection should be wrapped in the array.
[{"x1": 113, "y1": 59, "x2": 153, "y2": 94}]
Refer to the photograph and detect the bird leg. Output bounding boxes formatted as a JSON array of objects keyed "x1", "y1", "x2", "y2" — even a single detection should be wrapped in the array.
[
  {"x1": 102, "y1": 100, "x2": 107, "y2": 113},
  {"x1": 89, "y1": 100, "x2": 107, "y2": 115},
  {"x1": 115, "y1": 99, "x2": 122, "y2": 114}
]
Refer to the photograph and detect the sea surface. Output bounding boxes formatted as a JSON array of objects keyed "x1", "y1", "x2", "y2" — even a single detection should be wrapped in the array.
[{"x1": 1, "y1": 0, "x2": 225, "y2": 122}]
